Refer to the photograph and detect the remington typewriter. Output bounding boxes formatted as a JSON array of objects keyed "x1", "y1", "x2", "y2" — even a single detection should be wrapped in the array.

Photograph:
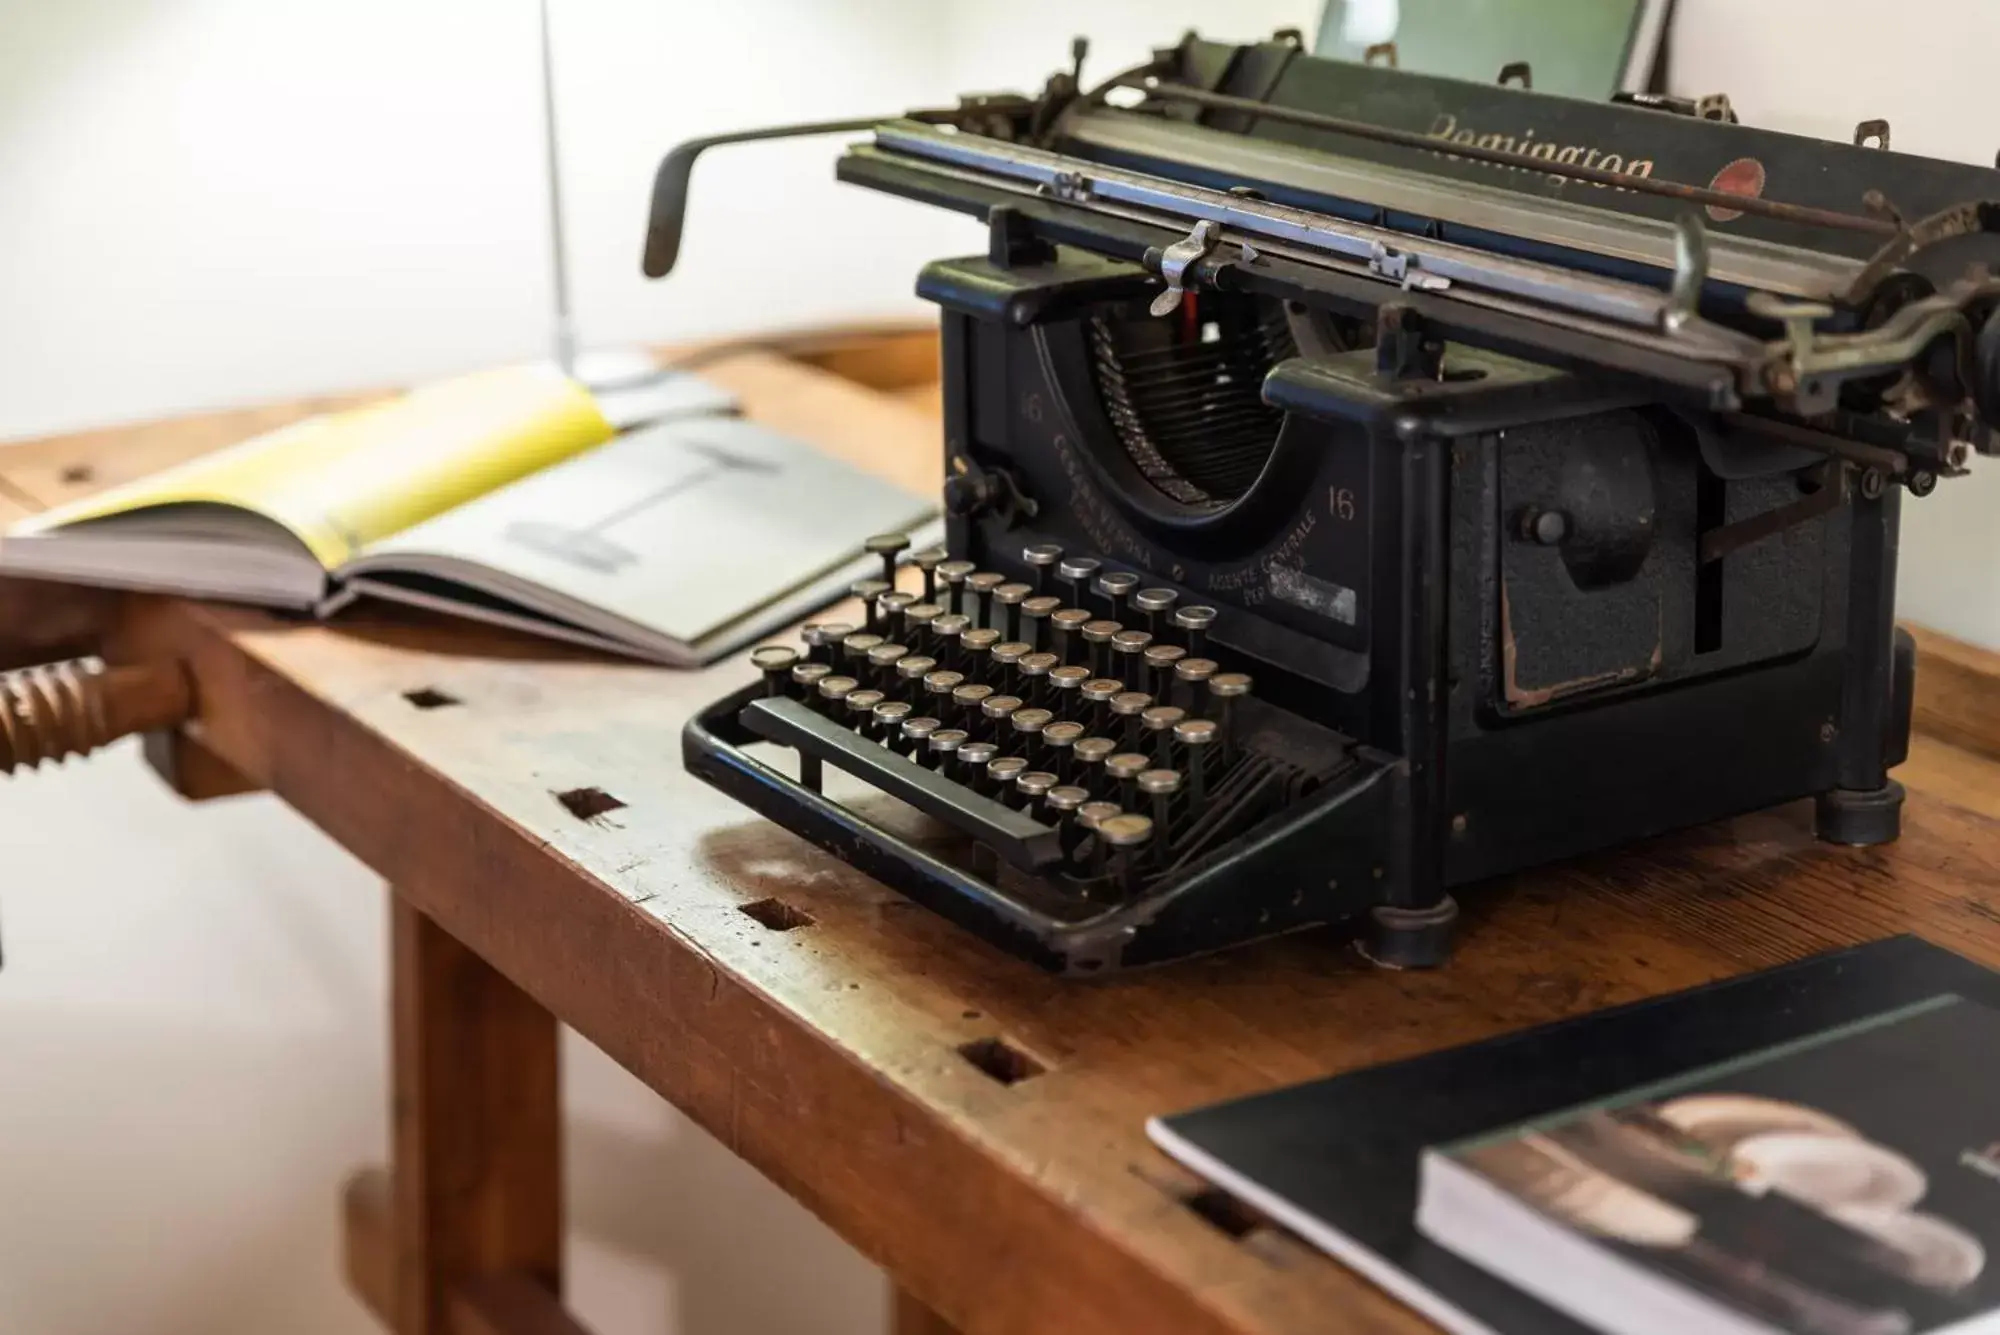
[{"x1": 653, "y1": 31, "x2": 2000, "y2": 974}]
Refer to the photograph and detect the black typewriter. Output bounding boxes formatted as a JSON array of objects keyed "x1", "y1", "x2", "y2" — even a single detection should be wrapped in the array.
[{"x1": 651, "y1": 32, "x2": 2000, "y2": 974}]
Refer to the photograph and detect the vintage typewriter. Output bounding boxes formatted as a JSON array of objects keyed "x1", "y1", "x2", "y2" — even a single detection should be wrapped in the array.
[{"x1": 651, "y1": 32, "x2": 2000, "y2": 974}]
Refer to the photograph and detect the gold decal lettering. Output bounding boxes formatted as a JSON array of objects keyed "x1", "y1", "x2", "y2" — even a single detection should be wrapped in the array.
[{"x1": 1421, "y1": 115, "x2": 1651, "y2": 191}]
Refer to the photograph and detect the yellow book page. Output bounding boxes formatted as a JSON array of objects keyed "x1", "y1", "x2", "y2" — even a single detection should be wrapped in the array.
[{"x1": 14, "y1": 364, "x2": 613, "y2": 569}]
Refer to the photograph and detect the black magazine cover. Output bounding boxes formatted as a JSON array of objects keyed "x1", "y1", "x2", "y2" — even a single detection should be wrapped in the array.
[{"x1": 1146, "y1": 937, "x2": 2000, "y2": 1335}]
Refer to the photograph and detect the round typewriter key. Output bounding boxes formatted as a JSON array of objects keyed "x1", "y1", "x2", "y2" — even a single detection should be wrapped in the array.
[
  {"x1": 878, "y1": 590, "x2": 916, "y2": 642},
  {"x1": 895, "y1": 655, "x2": 938, "y2": 697},
  {"x1": 1080, "y1": 677, "x2": 1124, "y2": 734},
  {"x1": 1050, "y1": 607, "x2": 1092, "y2": 666},
  {"x1": 1111, "y1": 628, "x2": 1153, "y2": 687},
  {"x1": 1048, "y1": 663, "x2": 1090, "y2": 714},
  {"x1": 936, "y1": 560, "x2": 976, "y2": 616},
  {"x1": 923, "y1": 670, "x2": 964, "y2": 711},
  {"x1": 866, "y1": 641, "x2": 910, "y2": 692},
  {"x1": 751, "y1": 645, "x2": 798, "y2": 696},
  {"x1": 1173, "y1": 717, "x2": 1220, "y2": 808},
  {"x1": 1112, "y1": 626, "x2": 1152, "y2": 658},
  {"x1": 1077, "y1": 799, "x2": 1121, "y2": 831},
  {"x1": 951, "y1": 681, "x2": 994, "y2": 732},
  {"x1": 1142, "y1": 704, "x2": 1187, "y2": 768},
  {"x1": 1173, "y1": 604, "x2": 1218, "y2": 657},
  {"x1": 791, "y1": 662, "x2": 832, "y2": 707},
  {"x1": 1175, "y1": 656, "x2": 1219, "y2": 717},
  {"x1": 1021, "y1": 542, "x2": 1064, "y2": 596},
  {"x1": 930, "y1": 612, "x2": 971, "y2": 669},
  {"x1": 911, "y1": 545, "x2": 947, "y2": 603},
  {"x1": 799, "y1": 623, "x2": 851, "y2": 666},
  {"x1": 903, "y1": 601, "x2": 943, "y2": 650},
  {"x1": 1015, "y1": 771, "x2": 1058, "y2": 808},
  {"x1": 871, "y1": 699, "x2": 912, "y2": 745},
  {"x1": 1017, "y1": 651, "x2": 1058, "y2": 707},
  {"x1": 1081, "y1": 620, "x2": 1122, "y2": 678},
  {"x1": 987, "y1": 755, "x2": 1030, "y2": 806},
  {"x1": 838, "y1": 631, "x2": 883, "y2": 670},
  {"x1": 1020, "y1": 595, "x2": 1061, "y2": 654},
  {"x1": 1072, "y1": 737, "x2": 1117, "y2": 787},
  {"x1": 846, "y1": 688, "x2": 885, "y2": 737},
  {"x1": 1077, "y1": 800, "x2": 1124, "y2": 877},
  {"x1": 901, "y1": 715, "x2": 940, "y2": 763},
  {"x1": 1095, "y1": 571, "x2": 1139, "y2": 624},
  {"x1": 990, "y1": 640, "x2": 1031, "y2": 696},
  {"x1": 1138, "y1": 768, "x2": 1183, "y2": 852},
  {"x1": 865, "y1": 531, "x2": 911, "y2": 587},
  {"x1": 1104, "y1": 751, "x2": 1150, "y2": 813},
  {"x1": 993, "y1": 582, "x2": 1032, "y2": 643},
  {"x1": 849, "y1": 578, "x2": 892, "y2": 632},
  {"x1": 956, "y1": 739, "x2": 999, "y2": 791},
  {"x1": 1143, "y1": 643, "x2": 1187, "y2": 703},
  {"x1": 1046, "y1": 782, "x2": 1093, "y2": 855},
  {"x1": 817, "y1": 675, "x2": 858, "y2": 712},
  {"x1": 1057, "y1": 556, "x2": 1101, "y2": 611},
  {"x1": 1132, "y1": 587, "x2": 1179, "y2": 639},
  {"x1": 981, "y1": 693, "x2": 1024, "y2": 734},
  {"x1": 959, "y1": 627, "x2": 1000, "y2": 677},
  {"x1": 1110, "y1": 689, "x2": 1153, "y2": 749},
  {"x1": 1011, "y1": 705, "x2": 1053, "y2": 730},
  {"x1": 965, "y1": 571, "x2": 1006, "y2": 630},
  {"x1": 1046, "y1": 783, "x2": 1089, "y2": 813},
  {"x1": 1041, "y1": 719, "x2": 1084, "y2": 783},
  {"x1": 1097, "y1": 812, "x2": 1155, "y2": 895},
  {"x1": 929, "y1": 727, "x2": 968, "y2": 765},
  {"x1": 1208, "y1": 671, "x2": 1253, "y2": 756}
]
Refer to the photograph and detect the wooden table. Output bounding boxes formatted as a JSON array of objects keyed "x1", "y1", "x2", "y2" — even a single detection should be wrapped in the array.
[{"x1": 7, "y1": 329, "x2": 2000, "y2": 1335}]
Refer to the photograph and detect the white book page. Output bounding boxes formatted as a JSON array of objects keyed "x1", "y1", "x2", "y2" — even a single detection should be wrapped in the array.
[{"x1": 341, "y1": 415, "x2": 934, "y2": 648}]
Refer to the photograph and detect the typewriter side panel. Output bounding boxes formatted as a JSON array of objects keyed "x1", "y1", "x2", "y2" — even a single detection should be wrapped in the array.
[{"x1": 1434, "y1": 410, "x2": 1910, "y2": 884}]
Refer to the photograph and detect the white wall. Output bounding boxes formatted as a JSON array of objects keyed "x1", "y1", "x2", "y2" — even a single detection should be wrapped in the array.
[{"x1": 2, "y1": 5, "x2": 1997, "y2": 1335}]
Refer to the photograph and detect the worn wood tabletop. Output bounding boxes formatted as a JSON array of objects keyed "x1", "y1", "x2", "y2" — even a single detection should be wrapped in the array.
[{"x1": 6, "y1": 334, "x2": 2000, "y2": 1335}]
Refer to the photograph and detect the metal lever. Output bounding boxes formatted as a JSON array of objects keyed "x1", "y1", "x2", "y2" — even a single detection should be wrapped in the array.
[
  {"x1": 642, "y1": 117, "x2": 886, "y2": 279},
  {"x1": 1149, "y1": 219, "x2": 1220, "y2": 317}
]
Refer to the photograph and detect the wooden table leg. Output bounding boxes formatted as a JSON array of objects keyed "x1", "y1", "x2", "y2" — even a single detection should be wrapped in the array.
[
  {"x1": 893, "y1": 1288, "x2": 963, "y2": 1335},
  {"x1": 391, "y1": 895, "x2": 563, "y2": 1335}
]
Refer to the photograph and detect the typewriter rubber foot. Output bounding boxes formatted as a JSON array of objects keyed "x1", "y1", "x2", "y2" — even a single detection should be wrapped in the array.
[
  {"x1": 1359, "y1": 896, "x2": 1459, "y2": 970},
  {"x1": 1815, "y1": 781, "x2": 1905, "y2": 846}
]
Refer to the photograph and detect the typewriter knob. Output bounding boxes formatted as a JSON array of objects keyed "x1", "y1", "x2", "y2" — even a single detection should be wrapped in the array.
[
  {"x1": 1518, "y1": 507, "x2": 1571, "y2": 547},
  {"x1": 943, "y1": 464, "x2": 1029, "y2": 523}
]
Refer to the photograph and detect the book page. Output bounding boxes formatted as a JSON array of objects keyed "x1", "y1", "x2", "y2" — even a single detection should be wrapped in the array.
[
  {"x1": 343, "y1": 415, "x2": 934, "y2": 648},
  {"x1": 11, "y1": 364, "x2": 612, "y2": 569}
]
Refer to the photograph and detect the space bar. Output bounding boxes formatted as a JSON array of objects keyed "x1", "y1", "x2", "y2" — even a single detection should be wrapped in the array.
[{"x1": 738, "y1": 696, "x2": 1063, "y2": 872}]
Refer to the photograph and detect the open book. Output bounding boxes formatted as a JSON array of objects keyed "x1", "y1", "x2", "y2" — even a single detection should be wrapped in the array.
[{"x1": 1, "y1": 363, "x2": 936, "y2": 664}]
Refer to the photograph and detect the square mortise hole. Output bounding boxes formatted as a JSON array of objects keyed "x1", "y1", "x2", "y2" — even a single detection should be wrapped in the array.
[
  {"x1": 957, "y1": 1036, "x2": 1044, "y2": 1086},
  {"x1": 739, "y1": 897, "x2": 815, "y2": 932},
  {"x1": 1183, "y1": 1187, "x2": 1267, "y2": 1240},
  {"x1": 554, "y1": 786, "x2": 626, "y2": 822},
  {"x1": 403, "y1": 687, "x2": 459, "y2": 710}
]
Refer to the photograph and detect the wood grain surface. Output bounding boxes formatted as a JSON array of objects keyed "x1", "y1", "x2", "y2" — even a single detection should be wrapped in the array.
[{"x1": 5, "y1": 332, "x2": 2000, "y2": 1335}]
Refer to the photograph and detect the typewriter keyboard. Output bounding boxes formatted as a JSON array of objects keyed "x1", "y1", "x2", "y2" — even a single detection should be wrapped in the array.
[{"x1": 726, "y1": 535, "x2": 1352, "y2": 909}]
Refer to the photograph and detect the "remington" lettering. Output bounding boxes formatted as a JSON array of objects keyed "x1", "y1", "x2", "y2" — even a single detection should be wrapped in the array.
[{"x1": 1426, "y1": 114, "x2": 1655, "y2": 190}]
